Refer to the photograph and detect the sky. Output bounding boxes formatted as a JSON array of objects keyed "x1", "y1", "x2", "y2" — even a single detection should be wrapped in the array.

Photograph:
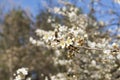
[
  {"x1": 1, "y1": 0, "x2": 93, "y2": 16},
  {"x1": 0, "y1": 0, "x2": 119, "y2": 37},
  {"x1": 1, "y1": 0, "x2": 118, "y2": 17},
  {"x1": 0, "y1": 0, "x2": 120, "y2": 31},
  {"x1": 1, "y1": 0, "x2": 41, "y2": 16},
  {"x1": 1, "y1": 0, "x2": 62, "y2": 17}
]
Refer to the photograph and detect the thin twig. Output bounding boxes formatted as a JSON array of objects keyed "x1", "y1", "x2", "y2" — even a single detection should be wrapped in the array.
[{"x1": 79, "y1": 46, "x2": 105, "y2": 51}]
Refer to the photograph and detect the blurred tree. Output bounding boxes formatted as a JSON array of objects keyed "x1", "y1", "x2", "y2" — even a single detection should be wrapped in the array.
[
  {"x1": 0, "y1": 0, "x2": 119, "y2": 80},
  {"x1": 0, "y1": 8, "x2": 63, "y2": 80},
  {"x1": 0, "y1": 8, "x2": 31, "y2": 80},
  {"x1": 36, "y1": 10, "x2": 54, "y2": 30},
  {"x1": 1, "y1": 9, "x2": 31, "y2": 49}
]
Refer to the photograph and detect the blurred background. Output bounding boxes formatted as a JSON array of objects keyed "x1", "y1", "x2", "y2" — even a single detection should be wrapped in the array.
[{"x1": 0, "y1": 0, "x2": 120, "y2": 80}]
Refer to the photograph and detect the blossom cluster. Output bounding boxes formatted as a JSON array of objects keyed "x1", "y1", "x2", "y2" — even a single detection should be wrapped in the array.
[
  {"x1": 30, "y1": 25, "x2": 87, "y2": 59},
  {"x1": 50, "y1": 72, "x2": 77, "y2": 80},
  {"x1": 14, "y1": 67, "x2": 31, "y2": 80},
  {"x1": 50, "y1": 5, "x2": 89, "y2": 30},
  {"x1": 29, "y1": 3, "x2": 120, "y2": 80}
]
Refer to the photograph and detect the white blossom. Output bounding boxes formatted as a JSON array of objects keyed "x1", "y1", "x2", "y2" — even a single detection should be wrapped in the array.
[
  {"x1": 88, "y1": 41, "x2": 96, "y2": 48},
  {"x1": 54, "y1": 7, "x2": 60, "y2": 13},
  {"x1": 16, "y1": 67, "x2": 28, "y2": 75},
  {"x1": 117, "y1": 54, "x2": 120, "y2": 60},
  {"x1": 50, "y1": 73, "x2": 67, "y2": 80},
  {"x1": 14, "y1": 67, "x2": 30, "y2": 80},
  {"x1": 65, "y1": 37, "x2": 73, "y2": 47},
  {"x1": 91, "y1": 60, "x2": 96, "y2": 66},
  {"x1": 103, "y1": 50, "x2": 111, "y2": 54},
  {"x1": 68, "y1": 12, "x2": 76, "y2": 19},
  {"x1": 29, "y1": 37, "x2": 37, "y2": 45},
  {"x1": 114, "y1": 0, "x2": 120, "y2": 4},
  {"x1": 59, "y1": 40, "x2": 66, "y2": 48}
]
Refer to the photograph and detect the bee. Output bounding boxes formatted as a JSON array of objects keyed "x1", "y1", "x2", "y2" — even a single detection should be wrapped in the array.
[
  {"x1": 77, "y1": 38, "x2": 84, "y2": 46},
  {"x1": 55, "y1": 31, "x2": 58, "y2": 38},
  {"x1": 112, "y1": 50, "x2": 118, "y2": 52},
  {"x1": 68, "y1": 45, "x2": 78, "y2": 52},
  {"x1": 54, "y1": 28, "x2": 59, "y2": 38},
  {"x1": 54, "y1": 39, "x2": 60, "y2": 42}
]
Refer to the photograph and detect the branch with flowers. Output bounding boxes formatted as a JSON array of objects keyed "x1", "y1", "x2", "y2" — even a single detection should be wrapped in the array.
[{"x1": 14, "y1": 2, "x2": 120, "y2": 80}]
